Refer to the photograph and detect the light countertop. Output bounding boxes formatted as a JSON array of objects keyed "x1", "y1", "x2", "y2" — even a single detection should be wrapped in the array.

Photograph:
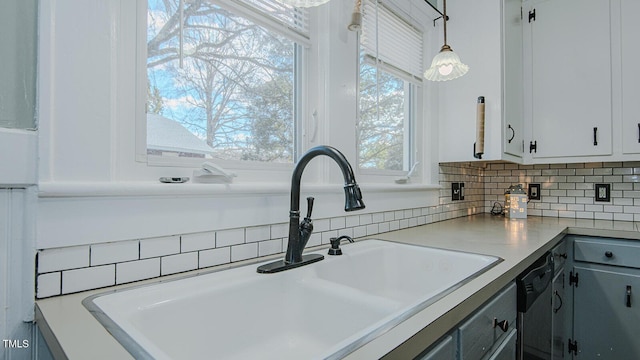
[{"x1": 36, "y1": 214, "x2": 640, "y2": 360}]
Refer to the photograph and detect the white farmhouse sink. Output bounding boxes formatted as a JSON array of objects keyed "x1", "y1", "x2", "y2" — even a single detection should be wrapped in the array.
[
  {"x1": 310, "y1": 240, "x2": 497, "y2": 304},
  {"x1": 84, "y1": 239, "x2": 500, "y2": 360}
]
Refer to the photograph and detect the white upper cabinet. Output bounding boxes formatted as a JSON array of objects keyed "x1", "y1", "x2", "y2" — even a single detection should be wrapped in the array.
[
  {"x1": 438, "y1": 0, "x2": 524, "y2": 163},
  {"x1": 621, "y1": 0, "x2": 640, "y2": 154},
  {"x1": 524, "y1": 0, "x2": 612, "y2": 160},
  {"x1": 438, "y1": 0, "x2": 640, "y2": 164},
  {"x1": 503, "y1": 0, "x2": 525, "y2": 159}
]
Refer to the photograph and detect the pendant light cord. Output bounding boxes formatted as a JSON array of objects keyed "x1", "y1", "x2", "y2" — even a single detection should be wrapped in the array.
[
  {"x1": 424, "y1": 0, "x2": 449, "y2": 27},
  {"x1": 442, "y1": 0, "x2": 447, "y2": 46}
]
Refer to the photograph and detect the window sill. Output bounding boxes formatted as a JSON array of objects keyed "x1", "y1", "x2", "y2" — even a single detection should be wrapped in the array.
[{"x1": 37, "y1": 181, "x2": 440, "y2": 198}]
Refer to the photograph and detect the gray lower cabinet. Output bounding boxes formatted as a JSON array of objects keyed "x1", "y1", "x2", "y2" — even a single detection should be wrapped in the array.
[
  {"x1": 458, "y1": 283, "x2": 516, "y2": 360},
  {"x1": 568, "y1": 236, "x2": 640, "y2": 358},
  {"x1": 551, "y1": 239, "x2": 570, "y2": 360},
  {"x1": 416, "y1": 334, "x2": 455, "y2": 360},
  {"x1": 34, "y1": 324, "x2": 55, "y2": 360},
  {"x1": 415, "y1": 283, "x2": 517, "y2": 360},
  {"x1": 572, "y1": 264, "x2": 640, "y2": 357},
  {"x1": 551, "y1": 269, "x2": 566, "y2": 360},
  {"x1": 483, "y1": 329, "x2": 516, "y2": 360}
]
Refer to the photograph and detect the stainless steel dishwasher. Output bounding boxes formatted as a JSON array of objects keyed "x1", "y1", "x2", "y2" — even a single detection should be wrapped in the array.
[{"x1": 516, "y1": 252, "x2": 554, "y2": 360}]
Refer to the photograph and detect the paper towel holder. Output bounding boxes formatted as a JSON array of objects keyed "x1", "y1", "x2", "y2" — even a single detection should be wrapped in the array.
[
  {"x1": 473, "y1": 96, "x2": 485, "y2": 159},
  {"x1": 473, "y1": 143, "x2": 483, "y2": 159}
]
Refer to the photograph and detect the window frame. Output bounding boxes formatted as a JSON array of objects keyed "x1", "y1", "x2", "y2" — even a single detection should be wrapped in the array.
[
  {"x1": 136, "y1": 0, "x2": 311, "y2": 173},
  {"x1": 356, "y1": 0, "x2": 424, "y2": 179}
]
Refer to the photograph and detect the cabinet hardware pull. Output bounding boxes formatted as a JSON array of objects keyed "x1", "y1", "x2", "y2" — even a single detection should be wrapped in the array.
[
  {"x1": 605, "y1": 251, "x2": 613, "y2": 258},
  {"x1": 593, "y1": 127, "x2": 598, "y2": 146},
  {"x1": 529, "y1": 141, "x2": 537, "y2": 153},
  {"x1": 637, "y1": 123, "x2": 640, "y2": 143},
  {"x1": 627, "y1": 286, "x2": 632, "y2": 308},
  {"x1": 493, "y1": 318, "x2": 509, "y2": 332},
  {"x1": 553, "y1": 290, "x2": 563, "y2": 313},
  {"x1": 508, "y1": 125, "x2": 515, "y2": 143}
]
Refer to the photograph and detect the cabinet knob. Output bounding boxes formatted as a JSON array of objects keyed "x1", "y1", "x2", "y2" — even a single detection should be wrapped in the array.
[
  {"x1": 605, "y1": 251, "x2": 613, "y2": 258},
  {"x1": 493, "y1": 318, "x2": 509, "y2": 332}
]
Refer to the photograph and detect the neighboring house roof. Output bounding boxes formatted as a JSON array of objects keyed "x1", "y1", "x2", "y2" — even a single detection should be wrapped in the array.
[{"x1": 147, "y1": 113, "x2": 214, "y2": 155}]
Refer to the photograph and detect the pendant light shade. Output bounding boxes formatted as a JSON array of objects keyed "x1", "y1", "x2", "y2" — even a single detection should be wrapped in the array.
[
  {"x1": 277, "y1": 0, "x2": 330, "y2": 7},
  {"x1": 424, "y1": 0, "x2": 468, "y2": 81},
  {"x1": 424, "y1": 45, "x2": 469, "y2": 81}
]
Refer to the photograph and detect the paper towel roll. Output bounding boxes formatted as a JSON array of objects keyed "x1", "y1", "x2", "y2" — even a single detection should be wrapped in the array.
[{"x1": 474, "y1": 96, "x2": 485, "y2": 159}]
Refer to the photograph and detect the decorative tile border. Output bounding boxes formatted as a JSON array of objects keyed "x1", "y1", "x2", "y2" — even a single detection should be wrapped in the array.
[{"x1": 35, "y1": 164, "x2": 485, "y2": 298}]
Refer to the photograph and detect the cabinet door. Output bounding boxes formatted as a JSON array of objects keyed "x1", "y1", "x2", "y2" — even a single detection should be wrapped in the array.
[
  {"x1": 415, "y1": 334, "x2": 455, "y2": 360},
  {"x1": 573, "y1": 264, "x2": 640, "y2": 358},
  {"x1": 438, "y1": 0, "x2": 523, "y2": 163},
  {"x1": 503, "y1": 0, "x2": 524, "y2": 158},
  {"x1": 482, "y1": 328, "x2": 516, "y2": 360},
  {"x1": 439, "y1": 0, "x2": 502, "y2": 163},
  {"x1": 459, "y1": 283, "x2": 516, "y2": 360},
  {"x1": 621, "y1": 0, "x2": 640, "y2": 154},
  {"x1": 551, "y1": 270, "x2": 566, "y2": 360},
  {"x1": 527, "y1": 0, "x2": 612, "y2": 158}
]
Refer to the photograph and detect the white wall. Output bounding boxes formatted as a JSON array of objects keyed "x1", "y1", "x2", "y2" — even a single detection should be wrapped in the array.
[
  {"x1": 0, "y1": 0, "x2": 38, "y2": 357},
  {"x1": 36, "y1": 0, "x2": 444, "y2": 250},
  {"x1": 1, "y1": 188, "x2": 36, "y2": 360},
  {"x1": 0, "y1": 131, "x2": 36, "y2": 346}
]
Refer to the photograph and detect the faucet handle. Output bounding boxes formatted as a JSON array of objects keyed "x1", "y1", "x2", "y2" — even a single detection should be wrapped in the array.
[{"x1": 305, "y1": 196, "x2": 314, "y2": 219}]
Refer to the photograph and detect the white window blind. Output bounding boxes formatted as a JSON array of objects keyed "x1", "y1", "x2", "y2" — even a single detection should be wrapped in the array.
[
  {"x1": 361, "y1": 0, "x2": 423, "y2": 80},
  {"x1": 219, "y1": 0, "x2": 309, "y2": 40}
]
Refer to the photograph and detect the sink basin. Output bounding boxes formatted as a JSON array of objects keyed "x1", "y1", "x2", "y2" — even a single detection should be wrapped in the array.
[
  {"x1": 84, "y1": 239, "x2": 500, "y2": 360},
  {"x1": 311, "y1": 240, "x2": 499, "y2": 304}
]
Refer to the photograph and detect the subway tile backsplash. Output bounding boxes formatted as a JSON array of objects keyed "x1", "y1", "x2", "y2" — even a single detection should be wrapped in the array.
[
  {"x1": 38, "y1": 245, "x2": 89, "y2": 273},
  {"x1": 36, "y1": 272, "x2": 61, "y2": 299},
  {"x1": 90, "y1": 240, "x2": 138, "y2": 266},
  {"x1": 62, "y1": 265, "x2": 115, "y2": 294},
  {"x1": 161, "y1": 252, "x2": 198, "y2": 276},
  {"x1": 140, "y1": 235, "x2": 180, "y2": 259},
  {"x1": 484, "y1": 162, "x2": 640, "y2": 221},
  {"x1": 116, "y1": 258, "x2": 160, "y2": 285},
  {"x1": 35, "y1": 163, "x2": 484, "y2": 298}
]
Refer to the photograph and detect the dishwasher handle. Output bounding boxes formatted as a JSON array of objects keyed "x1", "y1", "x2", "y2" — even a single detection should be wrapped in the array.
[
  {"x1": 526, "y1": 253, "x2": 553, "y2": 292},
  {"x1": 517, "y1": 253, "x2": 554, "y2": 312}
]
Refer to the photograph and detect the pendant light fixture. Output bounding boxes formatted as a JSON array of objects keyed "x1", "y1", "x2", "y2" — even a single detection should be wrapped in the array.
[{"x1": 424, "y1": 0, "x2": 469, "y2": 81}]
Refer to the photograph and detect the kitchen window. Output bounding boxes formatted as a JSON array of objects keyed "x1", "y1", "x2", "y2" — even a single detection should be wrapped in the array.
[
  {"x1": 144, "y1": 0, "x2": 309, "y2": 166},
  {"x1": 358, "y1": 0, "x2": 423, "y2": 174}
]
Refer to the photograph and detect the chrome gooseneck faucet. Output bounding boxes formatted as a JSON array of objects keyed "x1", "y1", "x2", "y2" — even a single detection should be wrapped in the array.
[{"x1": 257, "y1": 146, "x2": 365, "y2": 273}]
